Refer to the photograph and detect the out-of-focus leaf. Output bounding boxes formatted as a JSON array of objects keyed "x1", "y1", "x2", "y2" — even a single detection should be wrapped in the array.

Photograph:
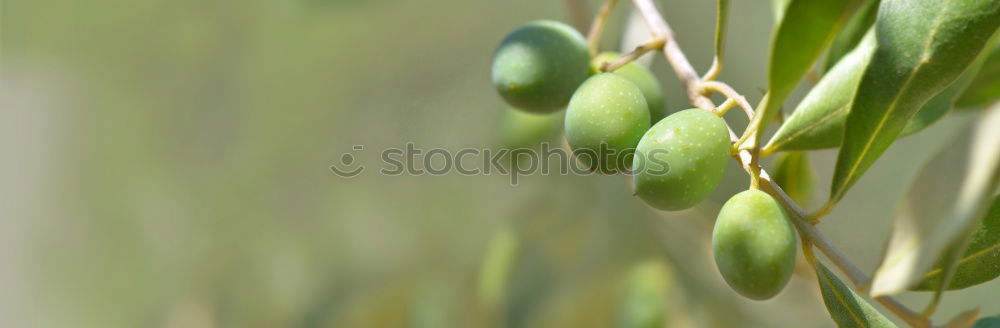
[
  {"x1": 616, "y1": 260, "x2": 673, "y2": 328},
  {"x1": 764, "y1": 31, "x2": 875, "y2": 154},
  {"x1": 912, "y1": 196, "x2": 1000, "y2": 291},
  {"x1": 957, "y1": 45, "x2": 1000, "y2": 109},
  {"x1": 830, "y1": 0, "x2": 1000, "y2": 204},
  {"x1": 771, "y1": 0, "x2": 791, "y2": 23},
  {"x1": 975, "y1": 315, "x2": 1000, "y2": 328},
  {"x1": 750, "y1": 0, "x2": 863, "y2": 141},
  {"x1": 945, "y1": 309, "x2": 981, "y2": 328},
  {"x1": 771, "y1": 152, "x2": 814, "y2": 206},
  {"x1": 478, "y1": 227, "x2": 519, "y2": 308},
  {"x1": 815, "y1": 263, "x2": 896, "y2": 328},
  {"x1": 870, "y1": 105, "x2": 1000, "y2": 297},
  {"x1": 823, "y1": 0, "x2": 879, "y2": 72},
  {"x1": 712, "y1": 0, "x2": 730, "y2": 64}
]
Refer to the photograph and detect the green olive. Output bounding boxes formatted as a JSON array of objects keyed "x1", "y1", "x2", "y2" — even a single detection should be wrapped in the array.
[
  {"x1": 491, "y1": 20, "x2": 590, "y2": 113},
  {"x1": 632, "y1": 108, "x2": 729, "y2": 210},
  {"x1": 496, "y1": 107, "x2": 563, "y2": 149},
  {"x1": 565, "y1": 73, "x2": 651, "y2": 173},
  {"x1": 712, "y1": 189, "x2": 796, "y2": 300},
  {"x1": 591, "y1": 52, "x2": 667, "y2": 122}
]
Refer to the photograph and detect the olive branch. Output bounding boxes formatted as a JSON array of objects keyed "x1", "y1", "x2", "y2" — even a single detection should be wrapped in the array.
[{"x1": 591, "y1": 0, "x2": 929, "y2": 326}]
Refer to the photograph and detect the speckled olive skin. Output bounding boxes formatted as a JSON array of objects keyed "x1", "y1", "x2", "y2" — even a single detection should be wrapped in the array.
[
  {"x1": 491, "y1": 20, "x2": 590, "y2": 113},
  {"x1": 712, "y1": 189, "x2": 796, "y2": 300},
  {"x1": 565, "y1": 73, "x2": 651, "y2": 173},
  {"x1": 592, "y1": 52, "x2": 667, "y2": 122},
  {"x1": 632, "y1": 109, "x2": 728, "y2": 210}
]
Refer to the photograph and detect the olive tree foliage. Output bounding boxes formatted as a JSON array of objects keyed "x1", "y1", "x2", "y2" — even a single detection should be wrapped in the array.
[{"x1": 487, "y1": 0, "x2": 1000, "y2": 326}]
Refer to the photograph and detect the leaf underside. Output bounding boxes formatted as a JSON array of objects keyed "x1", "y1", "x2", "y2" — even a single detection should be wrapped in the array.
[
  {"x1": 870, "y1": 105, "x2": 1000, "y2": 296},
  {"x1": 912, "y1": 196, "x2": 1000, "y2": 291}
]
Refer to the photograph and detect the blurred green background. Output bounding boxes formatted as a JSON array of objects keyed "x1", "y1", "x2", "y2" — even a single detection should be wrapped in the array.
[{"x1": 1, "y1": 0, "x2": 997, "y2": 327}]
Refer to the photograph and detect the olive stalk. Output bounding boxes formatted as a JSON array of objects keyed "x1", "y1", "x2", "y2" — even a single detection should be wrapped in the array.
[
  {"x1": 586, "y1": 0, "x2": 619, "y2": 57},
  {"x1": 600, "y1": 37, "x2": 665, "y2": 72},
  {"x1": 698, "y1": 80, "x2": 754, "y2": 121},
  {"x1": 629, "y1": 0, "x2": 928, "y2": 326}
]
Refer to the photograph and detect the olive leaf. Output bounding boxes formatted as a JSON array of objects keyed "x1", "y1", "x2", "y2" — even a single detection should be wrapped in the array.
[
  {"x1": 815, "y1": 263, "x2": 896, "y2": 328},
  {"x1": 764, "y1": 29, "x2": 992, "y2": 154},
  {"x1": 764, "y1": 31, "x2": 875, "y2": 154},
  {"x1": 478, "y1": 227, "x2": 519, "y2": 307},
  {"x1": 956, "y1": 45, "x2": 1000, "y2": 109},
  {"x1": 830, "y1": 0, "x2": 1000, "y2": 204},
  {"x1": 911, "y1": 195, "x2": 1000, "y2": 291},
  {"x1": 869, "y1": 105, "x2": 1000, "y2": 297},
  {"x1": 750, "y1": 0, "x2": 863, "y2": 142},
  {"x1": 975, "y1": 315, "x2": 1000, "y2": 328},
  {"x1": 823, "y1": 0, "x2": 880, "y2": 72},
  {"x1": 899, "y1": 51, "x2": 989, "y2": 136},
  {"x1": 771, "y1": 0, "x2": 791, "y2": 23},
  {"x1": 712, "y1": 0, "x2": 730, "y2": 63},
  {"x1": 771, "y1": 152, "x2": 814, "y2": 206}
]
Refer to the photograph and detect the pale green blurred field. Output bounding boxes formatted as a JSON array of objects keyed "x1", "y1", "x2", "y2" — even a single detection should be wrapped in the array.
[{"x1": 1, "y1": 0, "x2": 997, "y2": 327}]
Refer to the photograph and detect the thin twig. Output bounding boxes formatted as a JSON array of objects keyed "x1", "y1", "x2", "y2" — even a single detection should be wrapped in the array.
[
  {"x1": 586, "y1": 0, "x2": 619, "y2": 56},
  {"x1": 713, "y1": 98, "x2": 738, "y2": 116},
  {"x1": 699, "y1": 80, "x2": 754, "y2": 119},
  {"x1": 628, "y1": 0, "x2": 928, "y2": 326},
  {"x1": 630, "y1": 0, "x2": 713, "y2": 110},
  {"x1": 600, "y1": 37, "x2": 665, "y2": 72},
  {"x1": 760, "y1": 163, "x2": 928, "y2": 327}
]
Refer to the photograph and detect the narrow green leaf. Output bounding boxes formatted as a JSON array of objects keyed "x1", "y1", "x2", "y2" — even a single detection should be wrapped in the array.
[
  {"x1": 975, "y1": 315, "x2": 1000, "y2": 328},
  {"x1": 823, "y1": 0, "x2": 880, "y2": 72},
  {"x1": 764, "y1": 31, "x2": 875, "y2": 153},
  {"x1": 713, "y1": 0, "x2": 730, "y2": 62},
  {"x1": 478, "y1": 227, "x2": 519, "y2": 307},
  {"x1": 765, "y1": 30, "x2": 993, "y2": 154},
  {"x1": 957, "y1": 45, "x2": 1000, "y2": 109},
  {"x1": 870, "y1": 105, "x2": 1000, "y2": 296},
  {"x1": 771, "y1": 152, "x2": 814, "y2": 206},
  {"x1": 900, "y1": 54, "x2": 987, "y2": 136},
  {"x1": 815, "y1": 263, "x2": 896, "y2": 328},
  {"x1": 751, "y1": 0, "x2": 863, "y2": 141},
  {"x1": 771, "y1": 0, "x2": 791, "y2": 23},
  {"x1": 830, "y1": 0, "x2": 1000, "y2": 204},
  {"x1": 912, "y1": 195, "x2": 1000, "y2": 291}
]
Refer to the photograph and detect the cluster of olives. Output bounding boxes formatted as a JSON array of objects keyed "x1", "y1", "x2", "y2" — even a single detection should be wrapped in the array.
[{"x1": 491, "y1": 20, "x2": 797, "y2": 300}]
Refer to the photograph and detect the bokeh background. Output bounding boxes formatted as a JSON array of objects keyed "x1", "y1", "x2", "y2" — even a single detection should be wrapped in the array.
[{"x1": 2, "y1": 0, "x2": 997, "y2": 327}]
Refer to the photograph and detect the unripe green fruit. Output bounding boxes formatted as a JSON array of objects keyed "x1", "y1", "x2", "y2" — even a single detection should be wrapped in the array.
[
  {"x1": 491, "y1": 20, "x2": 590, "y2": 113},
  {"x1": 632, "y1": 109, "x2": 729, "y2": 210},
  {"x1": 712, "y1": 189, "x2": 796, "y2": 300},
  {"x1": 565, "y1": 73, "x2": 651, "y2": 173},
  {"x1": 592, "y1": 52, "x2": 667, "y2": 122},
  {"x1": 496, "y1": 107, "x2": 563, "y2": 149}
]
